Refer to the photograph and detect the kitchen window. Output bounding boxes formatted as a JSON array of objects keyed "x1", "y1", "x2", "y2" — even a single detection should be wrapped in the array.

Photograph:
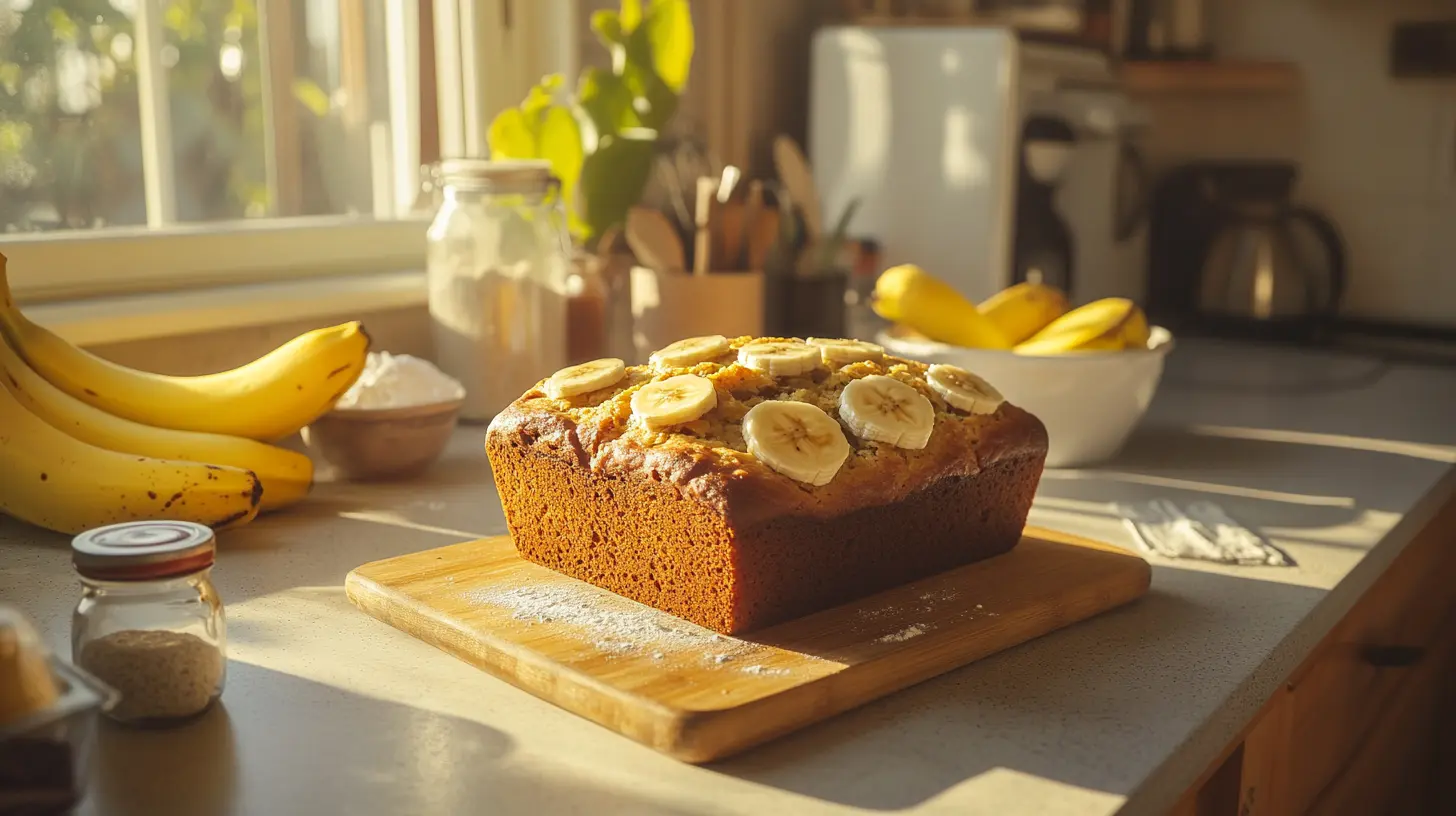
[{"x1": 0, "y1": 0, "x2": 571, "y2": 305}]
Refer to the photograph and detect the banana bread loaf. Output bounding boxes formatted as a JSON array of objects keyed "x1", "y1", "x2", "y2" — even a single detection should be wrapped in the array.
[{"x1": 485, "y1": 335, "x2": 1048, "y2": 635}]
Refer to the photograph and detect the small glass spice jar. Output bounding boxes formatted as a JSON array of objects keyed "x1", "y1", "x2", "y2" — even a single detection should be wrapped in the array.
[{"x1": 70, "y1": 521, "x2": 227, "y2": 727}]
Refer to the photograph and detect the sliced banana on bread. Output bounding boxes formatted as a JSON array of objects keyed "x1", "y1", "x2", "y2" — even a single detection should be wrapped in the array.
[
  {"x1": 631, "y1": 374, "x2": 717, "y2": 429},
  {"x1": 737, "y1": 341, "x2": 821, "y2": 377},
  {"x1": 807, "y1": 338, "x2": 885, "y2": 368},
  {"x1": 927, "y1": 364, "x2": 1005, "y2": 415},
  {"x1": 840, "y1": 375, "x2": 935, "y2": 450},
  {"x1": 742, "y1": 400, "x2": 851, "y2": 486},
  {"x1": 545, "y1": 358, "x2": 626, "y2": 398},
  {"x1": 650, "y1": 335, "x2": 730, "y2": 369}
]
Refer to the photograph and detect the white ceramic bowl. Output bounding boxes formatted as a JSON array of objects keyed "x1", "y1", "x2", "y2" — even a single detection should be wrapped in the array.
[
  {"x1": 878, "y1": 326, "x2": 1175, "y2": 468},
  {"x1": 301, "y1": 398, "x2": 464, "y2": 481}
]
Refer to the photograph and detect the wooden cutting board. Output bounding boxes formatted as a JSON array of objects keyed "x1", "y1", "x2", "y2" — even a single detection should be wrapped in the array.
[{"x1": 346, "y1": 527, "x2": 1151, "y2": 763}]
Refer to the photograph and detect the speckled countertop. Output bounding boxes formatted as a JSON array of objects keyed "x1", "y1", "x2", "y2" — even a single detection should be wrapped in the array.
[{"x1": 4, "y1": 338, "x2": 1456, "y2": 816}]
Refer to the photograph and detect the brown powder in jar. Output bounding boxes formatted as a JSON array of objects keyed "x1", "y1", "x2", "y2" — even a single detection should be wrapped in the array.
[
  {"x1": 79, "y1": 630, "x2": 223, "y2": 723},
  {"x1": 566, "y1": 271, "x2": 607, "y2": 364}
]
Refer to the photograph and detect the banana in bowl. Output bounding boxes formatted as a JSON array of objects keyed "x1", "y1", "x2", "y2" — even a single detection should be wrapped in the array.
[{"x1": 870, "y1": 265, "x2": 1171, "y2": 466}]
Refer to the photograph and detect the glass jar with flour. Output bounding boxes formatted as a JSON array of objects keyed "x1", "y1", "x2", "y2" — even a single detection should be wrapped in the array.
[{"x1": 427, "y1": 159, "x2": 572, "y2": 421}]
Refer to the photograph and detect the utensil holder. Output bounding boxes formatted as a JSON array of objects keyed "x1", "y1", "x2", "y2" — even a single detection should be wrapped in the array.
[
  {"x1": 766, "y1": 268, "x2": 849, "y2": 339},
  {"x1": 630, "y1": 267, "x2": 764, "y2": 363}
]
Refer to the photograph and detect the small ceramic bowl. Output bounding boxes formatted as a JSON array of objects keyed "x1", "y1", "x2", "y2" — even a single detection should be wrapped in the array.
[
  {"x1": 879, "y1": 326, "x2": 1176, "y2": 468},
  {"x1": 301, "y1": 398, "x2": 464, "y2": 482}
]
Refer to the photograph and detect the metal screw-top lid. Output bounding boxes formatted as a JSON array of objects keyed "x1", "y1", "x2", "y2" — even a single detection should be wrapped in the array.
[
  {"x1": 436, "y1": 158, "x2": 557, "y2": 194},
  {"x1": 72, "y1": 521, "x2": 217, "y2": 581}
]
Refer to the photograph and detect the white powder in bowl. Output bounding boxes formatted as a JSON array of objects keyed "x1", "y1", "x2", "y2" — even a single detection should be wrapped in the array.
[{"x1": 335, "y1": 351, "x2": 466, "y2": 410}]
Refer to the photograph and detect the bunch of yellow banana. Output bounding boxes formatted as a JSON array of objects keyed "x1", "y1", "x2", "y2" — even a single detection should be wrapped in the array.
[
  {"x1": 0, "y1": 253, "x2": 370, "y2": 535},
  {"x1": 872, "y1": 264, "x2": 1014, "y2": 349},
  {"x1": 872, "y1": 264, "x2": 1151, "y2": 354},
  {"x1": 1010, "y1": 296, "x2": 1151, "y2": 355}
]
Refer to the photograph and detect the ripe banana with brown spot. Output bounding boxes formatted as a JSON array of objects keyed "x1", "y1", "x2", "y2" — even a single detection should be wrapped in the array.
[
  {"x1": 0, "y1": 254, "x2": 370, "y2": 442},
  {"x1": 0, "y1": 332, "x2": 312, "y2": 512},
  {"x1": 0, "y1": 367, "x2": 262, "y2": 535}
]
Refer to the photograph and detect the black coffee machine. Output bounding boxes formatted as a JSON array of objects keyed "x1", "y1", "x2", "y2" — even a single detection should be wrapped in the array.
[{"x1": 1011, "y1": 115, "x2": 1078, "y2": 293}]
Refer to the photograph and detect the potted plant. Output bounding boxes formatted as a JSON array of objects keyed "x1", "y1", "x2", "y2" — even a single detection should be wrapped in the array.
[
  {"x1": 486, "y1": 0, "x2": 695, "y2": 246},
  {"x1": 485, "y1": 0, "x2": 694, "y2": 364}
]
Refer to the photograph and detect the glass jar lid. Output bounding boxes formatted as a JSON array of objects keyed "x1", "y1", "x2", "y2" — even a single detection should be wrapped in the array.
[
  {"x1": 72, "y1": 521, "x2": 216, "y2": 581},
  {"x1": 436, "y1": 158, "x2": 557, "y2": 194}
]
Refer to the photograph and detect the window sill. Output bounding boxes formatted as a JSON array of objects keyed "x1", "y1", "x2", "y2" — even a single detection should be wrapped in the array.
[{"x1": 27, "y1": 270, "x2": 428, "y2": 347}]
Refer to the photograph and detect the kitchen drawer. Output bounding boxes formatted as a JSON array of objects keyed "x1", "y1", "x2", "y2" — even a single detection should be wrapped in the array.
[
  {"x1": 1194, "y1": 495, "x2": 1456, "y2": 816},
  {"x1": 1280, "y1": 499, "x2": 1456, "y2": 813},
  {"x1": 1304, "y1": 605, "x2": 1456, "y2": 816}
]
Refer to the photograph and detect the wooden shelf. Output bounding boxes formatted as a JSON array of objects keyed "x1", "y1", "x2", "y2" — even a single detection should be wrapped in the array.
[{"x1": 1120, "y1": 60, "x2": 1302, "y2": 93}]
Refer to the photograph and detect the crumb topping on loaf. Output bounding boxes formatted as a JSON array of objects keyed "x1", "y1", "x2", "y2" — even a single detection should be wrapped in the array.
[
  {"x1": 487, "y1": 336, "x2": 1048, "y2": 522},
  {"x1": 536, "y1": 338, "x2": 967, "y2": 457}
]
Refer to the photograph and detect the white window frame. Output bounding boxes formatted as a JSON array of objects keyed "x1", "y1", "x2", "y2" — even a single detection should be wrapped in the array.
[{"x1": 2, "y1": 0, "x2": 572, "y2": 308}]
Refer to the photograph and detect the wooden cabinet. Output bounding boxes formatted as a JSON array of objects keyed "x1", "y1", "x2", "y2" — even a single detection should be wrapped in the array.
[{"x1": 1173, "y1": 494, "x2": 1456, "y2": 815}]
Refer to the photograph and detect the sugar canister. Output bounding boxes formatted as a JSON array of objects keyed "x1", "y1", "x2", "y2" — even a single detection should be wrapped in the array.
[
  {"x1": 70, "y1": 521, "x2": 227, "y2": 727},
  {"x1": 426, "y1": 159, "x2": 572, "y2": 421}
]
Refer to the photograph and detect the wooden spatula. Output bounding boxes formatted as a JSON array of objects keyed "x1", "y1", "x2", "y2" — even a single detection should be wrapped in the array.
[
  {"x1": 746, "y1": 210, "x2": 781, "y2": 271},
  {"x1": 717, "y1": 201, "x2": 746, "y2": 271},
  {"x1": 626, "y1": 207, "x2": 686, "y2": 273},
  {"x1": 735, "y1": 180, "x2": 765, "y2": 269}
]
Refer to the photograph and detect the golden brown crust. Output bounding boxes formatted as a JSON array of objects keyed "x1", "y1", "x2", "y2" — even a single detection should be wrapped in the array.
[{"x1": 485, "y1": 336, "x2": 1049, "y2": 528}]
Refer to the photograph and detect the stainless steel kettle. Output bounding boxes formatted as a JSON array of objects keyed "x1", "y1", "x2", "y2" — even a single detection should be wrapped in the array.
[{"x1": 1196, "y1": 164, "x2": 1346, "y2": 326}]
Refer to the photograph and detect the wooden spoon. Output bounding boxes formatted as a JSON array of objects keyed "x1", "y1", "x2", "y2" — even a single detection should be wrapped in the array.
[
  {"x1": 693, "y1": 176, "x2": 718, "y2": 276},
  {"x1": 626, "y1": 207, "x2": 686, "y2": 273},
  {"x1": 773, "y1": 135, "x2": 822, "y2": 241}
]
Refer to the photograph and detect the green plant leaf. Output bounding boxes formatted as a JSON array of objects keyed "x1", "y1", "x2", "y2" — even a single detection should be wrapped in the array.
[
  {"x1": 617, "y1": 0, "x2": 691, "y2": 129},
  {"x1": 590, "y1": 10, "x2": 624, "y2": 48},
  {"x1": 487, "y1": 107, "x2": 539, "y2": 159},
  {"x1": 579, "y1": 67, "x2": 639, "y2": 137},
  {"x1": 46, "y1": 8, "x2": 78, "y2": 44},
  {"x1": 523, "y1": 75, "x2": 562, "y2": 117},
  {"x1": 642, "y1": 0, "x2": 694, "y2": 92},
  {"x1": 579, "y1": 128, "x2": 657, "y2": 240},
  {"x1": 538, "y1": 104, "x2": 585, "y2": 214},
  {"x1": 619, "y1": 0, "x2": 644, "y2": 33},
  {"x1": 620, "y1": 60, "x2": 678, "y2": 131},
  {"x1": 829, "y1": 198, "x2": 861, "y2": 242},
  {"x1": 291, "y1": 79, "x2": 331, "y2": 118},
  {"x1": 818, "y1": 198, "x2": 861, "y2": 268},
  {"x1": 0, "y1": 63, "x2": 21, "y2": 94},
  {"x1": 0, "y1": 120, "x2": 32, "y2": 156}
]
